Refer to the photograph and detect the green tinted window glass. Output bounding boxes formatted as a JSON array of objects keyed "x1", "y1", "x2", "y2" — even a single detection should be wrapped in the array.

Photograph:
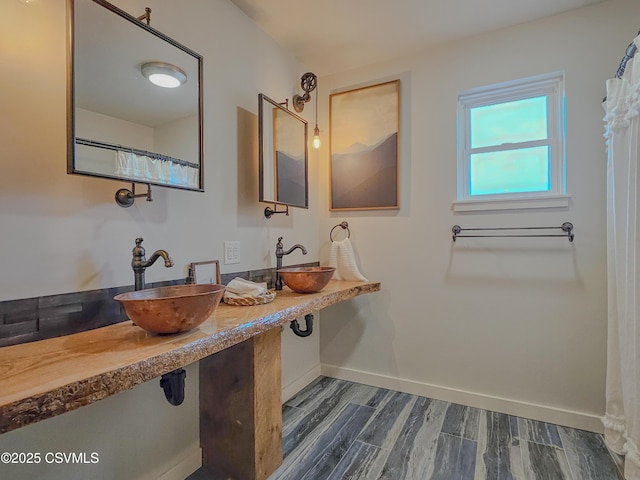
[
  {"x1": 470, "y1": 96, "x2": 548, "y2": 149},
  {"x1": 470, "y1": 146, "x2": 550, "y2": 195}
]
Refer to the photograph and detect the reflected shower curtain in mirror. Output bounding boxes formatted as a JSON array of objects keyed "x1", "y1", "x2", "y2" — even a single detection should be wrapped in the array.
[
  {"x1": 115, "y1": 151, "x2": 199, "y2": 189},
  {"x1": 604, "y1": 35, "x2": 640, "y2": 480}
]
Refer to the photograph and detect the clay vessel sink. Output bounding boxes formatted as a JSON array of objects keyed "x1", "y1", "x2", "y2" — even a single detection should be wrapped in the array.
[
  {"x1": 114, "y1": 284, "x2": 225, "y2": 334},
  {"x1": 277, "y1": 266, "x2": 335, "y2": 293}
]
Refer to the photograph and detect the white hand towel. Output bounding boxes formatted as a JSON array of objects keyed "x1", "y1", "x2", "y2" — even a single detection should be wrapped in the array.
[
  {"x1": 225, "y1": 277, "x2": 268, "y2": 299},
  {"x1": 328, "y1": 237, "x2": 367, "y2": 281}
]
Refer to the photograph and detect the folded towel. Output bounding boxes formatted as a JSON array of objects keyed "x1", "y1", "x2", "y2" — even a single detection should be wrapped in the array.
[
  {"x1": 328, "y1": 237, "x2": 367, "y2": 281},
  {"x1": 224, "y1": 277, "x2": 268, "y2": 299}
]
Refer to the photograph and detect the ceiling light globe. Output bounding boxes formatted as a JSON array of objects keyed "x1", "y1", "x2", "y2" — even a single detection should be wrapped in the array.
[
  {"x1": 148, "y1": 73, "x2": 181, "y2": 88},
  {"x1": 141, "y1": 62, "x2": 187, "y2": 89}
]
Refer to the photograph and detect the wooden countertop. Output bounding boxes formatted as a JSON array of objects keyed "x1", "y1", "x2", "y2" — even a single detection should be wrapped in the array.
[{"x1": 0, "y1": 280, "x2": 380, "y2": 434}]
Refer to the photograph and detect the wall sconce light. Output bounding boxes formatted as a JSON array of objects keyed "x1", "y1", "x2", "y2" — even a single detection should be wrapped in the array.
[
  {"x1": 292, "y1": 72, "x2": 317, "y2": 113},
  {"x1": 292, "y1": 72, "x2": 321, "y2": 149},
  {"x1": 141, "y1": 62, "x2": 187, "y2": 88}
]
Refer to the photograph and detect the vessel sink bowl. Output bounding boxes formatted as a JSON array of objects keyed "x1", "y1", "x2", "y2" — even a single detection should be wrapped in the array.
[
  {"x1": 114, "y1": 284, "x2": 226, "y2": 334},
  {"x1": 277, "y1": 266, "x2": 335, "y2": 293}
]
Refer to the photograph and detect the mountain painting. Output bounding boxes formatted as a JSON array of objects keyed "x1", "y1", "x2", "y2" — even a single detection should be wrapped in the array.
[{"x1": 330, "y1": 80, "x2": 399, "y2": 210}]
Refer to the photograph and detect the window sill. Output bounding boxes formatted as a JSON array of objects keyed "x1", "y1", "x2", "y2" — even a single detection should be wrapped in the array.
[{"x1": 452, "y1": 194, "x2": 571, "y2": 212}]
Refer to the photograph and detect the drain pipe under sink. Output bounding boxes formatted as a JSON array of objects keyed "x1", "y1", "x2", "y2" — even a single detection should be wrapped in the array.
[
  {"x1": 160, "y1": 368, "x2": 186, "y2": 406},
  {"x1": 290, "y1": 314, "x2": 314, "y2": 337}
]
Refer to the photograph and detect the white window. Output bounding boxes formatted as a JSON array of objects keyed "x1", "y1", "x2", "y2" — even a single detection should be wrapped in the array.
[{"x1": 454, "y1": 72, "x2": 569, "y2": 212}]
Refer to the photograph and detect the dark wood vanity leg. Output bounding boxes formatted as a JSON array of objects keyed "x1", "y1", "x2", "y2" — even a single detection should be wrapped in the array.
[{"x1": 199, "y1": 328, "x2": 282, "y2": 480}]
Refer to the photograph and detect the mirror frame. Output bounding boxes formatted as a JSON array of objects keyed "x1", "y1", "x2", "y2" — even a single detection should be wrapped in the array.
[
  {"x1": 66, "y1": 0, "x2": 204, "y2": 191},
  {"x1": 258, "y1": 94, "x2": 309, "y2": 209}
]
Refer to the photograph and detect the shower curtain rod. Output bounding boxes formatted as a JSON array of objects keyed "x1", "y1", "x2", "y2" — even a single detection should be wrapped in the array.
[
  {"x1": 614, "y1": 29, "x2": 640, "y2": 79},
  {"x1": 603, "y1": 30, "x2": 639, "y2": 102},
  {"x1": 75, "y1": 137, "x2": 199, "y2": 169}
]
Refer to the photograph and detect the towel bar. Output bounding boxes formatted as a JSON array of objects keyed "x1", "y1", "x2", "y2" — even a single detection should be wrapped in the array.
[{"x1": 452, "y1": 222, "x2": 574, "y2": 242}]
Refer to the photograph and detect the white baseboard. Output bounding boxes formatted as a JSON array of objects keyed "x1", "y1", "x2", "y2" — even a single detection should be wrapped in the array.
[
  {"x1": 282, "y1": 365, "x2": 322, "y2": 403},
  {"x1": 153, "y1": 444, "x2": 202, "y2": 480},
  {"x1": 321, "y1": 364, "x2": 604, "y2": 434}
]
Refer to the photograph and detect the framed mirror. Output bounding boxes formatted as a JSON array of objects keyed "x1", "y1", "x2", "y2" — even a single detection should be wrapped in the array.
[
  {"x1": 259, "y1": 94, "x2": 308, "y2": 209},
  {"x1": 67, "y1": 0, "x2": 204, "y2": 191}
]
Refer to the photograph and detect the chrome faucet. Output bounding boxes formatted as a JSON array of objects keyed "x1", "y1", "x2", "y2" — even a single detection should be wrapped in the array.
[
  {"x1": 275, "y1": 236, "x2": 307, "y2": 290},
  {"x1": 131, "y1": 237, "x2": 174, "y2": 291}
]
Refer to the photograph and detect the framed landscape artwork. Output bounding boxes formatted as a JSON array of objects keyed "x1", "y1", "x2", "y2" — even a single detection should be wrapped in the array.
[{"x1": 329, "y1": 80, "x2": 400, "y2": 211}]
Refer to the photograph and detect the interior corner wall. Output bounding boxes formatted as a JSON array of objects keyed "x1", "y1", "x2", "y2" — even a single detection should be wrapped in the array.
[
  {"x1": 0, "y1": 0, "x2": 319, "y2": 478},
  {"x1": 317, "y1": 0, "x2": 639, "y2": 432}
]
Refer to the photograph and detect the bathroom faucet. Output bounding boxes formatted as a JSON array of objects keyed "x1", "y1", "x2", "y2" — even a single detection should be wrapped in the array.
[
  {"x1": 131, "y1": 237, "x2": 174, "y2": 291},
  {"x1": 275, "y1": 236, "x2": 307, "y2": 290}
]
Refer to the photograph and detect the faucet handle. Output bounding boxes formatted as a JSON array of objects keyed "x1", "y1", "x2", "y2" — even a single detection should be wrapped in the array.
[{"x1": 133, "y1": 237, "x2": 145, "y2": 259}]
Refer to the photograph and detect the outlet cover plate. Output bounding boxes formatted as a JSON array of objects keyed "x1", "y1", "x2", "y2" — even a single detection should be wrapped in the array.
[{"x1": 224, "y1": 241, "x2": 240, "y2": 265}]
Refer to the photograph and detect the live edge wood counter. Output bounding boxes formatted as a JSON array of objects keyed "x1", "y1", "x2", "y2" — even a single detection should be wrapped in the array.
[{"x1": 0, "y1": 280, "x2": 380, "y2": 479}]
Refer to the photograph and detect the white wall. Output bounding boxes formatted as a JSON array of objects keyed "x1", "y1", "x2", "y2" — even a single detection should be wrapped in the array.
[
  {"x1": 319, "y1": 0, "x2": 639, "y2": 432},
  {"x1": 0, "y1": 0, "x2": 320, "y2": 478},
  {"x1": 3, "y1": 0, "x2": 632, "y2": 476},
  {"x1": 154, "y1": 114, "x2": 199, "y2": 166}
]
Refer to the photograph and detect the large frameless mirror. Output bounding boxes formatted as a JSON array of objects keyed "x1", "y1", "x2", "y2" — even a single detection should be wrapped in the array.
[
  {"x1": 258, "y1": 94, "x2": 308, "y2": 214},
  {"x1": 67, "y1": 0, "x2": 204, "y2": 191}
]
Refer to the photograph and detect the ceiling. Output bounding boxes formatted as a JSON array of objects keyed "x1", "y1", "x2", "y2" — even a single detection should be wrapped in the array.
[{"x1": 229, "y1": 0, "x2": 607, "y2": 76}]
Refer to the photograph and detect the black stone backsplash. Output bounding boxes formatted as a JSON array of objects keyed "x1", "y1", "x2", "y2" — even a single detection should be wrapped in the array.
[{"x1": 0, "y1": 262, "x2": 317, "y2": 348}]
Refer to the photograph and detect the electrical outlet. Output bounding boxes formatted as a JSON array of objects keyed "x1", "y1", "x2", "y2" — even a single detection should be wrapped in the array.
[{"x1": 224, "y1": 241, "x2": 240, "y2": 265}]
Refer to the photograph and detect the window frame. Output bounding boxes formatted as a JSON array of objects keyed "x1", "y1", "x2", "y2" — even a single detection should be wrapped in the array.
[{"x1": 454, "y1": 71, "x2": 569, "y2": 212}]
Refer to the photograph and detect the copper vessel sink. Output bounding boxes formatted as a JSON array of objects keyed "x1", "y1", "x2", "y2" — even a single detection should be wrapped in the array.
[
  {"x1": 114, "y1": 284, "x2": 225, "y2": 334},
  {"x1": 277, "y1": 266, "x2": 335, "y2": 293}
]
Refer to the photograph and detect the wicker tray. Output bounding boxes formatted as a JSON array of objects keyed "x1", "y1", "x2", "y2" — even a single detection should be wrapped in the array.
[{"x1": 223, "y1": 290, "x2": 276, "y2": 306}]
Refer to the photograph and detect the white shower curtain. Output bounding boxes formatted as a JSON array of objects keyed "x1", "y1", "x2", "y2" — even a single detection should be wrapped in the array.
[
  {"x1": 115, "y1": 151, "x2": 199, "y2": 188},
  {"x1": 604, "y1": 35, "x2": 640, "y2": 480}
]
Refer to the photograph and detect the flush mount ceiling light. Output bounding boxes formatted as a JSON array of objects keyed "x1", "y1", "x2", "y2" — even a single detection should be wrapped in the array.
[{"x1": 141, "y1": 62, "x2": 187, "y2": 88}]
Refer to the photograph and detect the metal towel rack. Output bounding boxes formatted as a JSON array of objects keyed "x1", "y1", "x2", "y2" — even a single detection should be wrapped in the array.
[{"x1": 452, "y1": 222, "x2": 574, "y2": 242}]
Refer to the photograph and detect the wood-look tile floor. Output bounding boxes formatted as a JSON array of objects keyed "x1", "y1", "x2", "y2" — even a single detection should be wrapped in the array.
[{"x1": 188, "y1": 376, "x2": 624, "y2": 480}]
